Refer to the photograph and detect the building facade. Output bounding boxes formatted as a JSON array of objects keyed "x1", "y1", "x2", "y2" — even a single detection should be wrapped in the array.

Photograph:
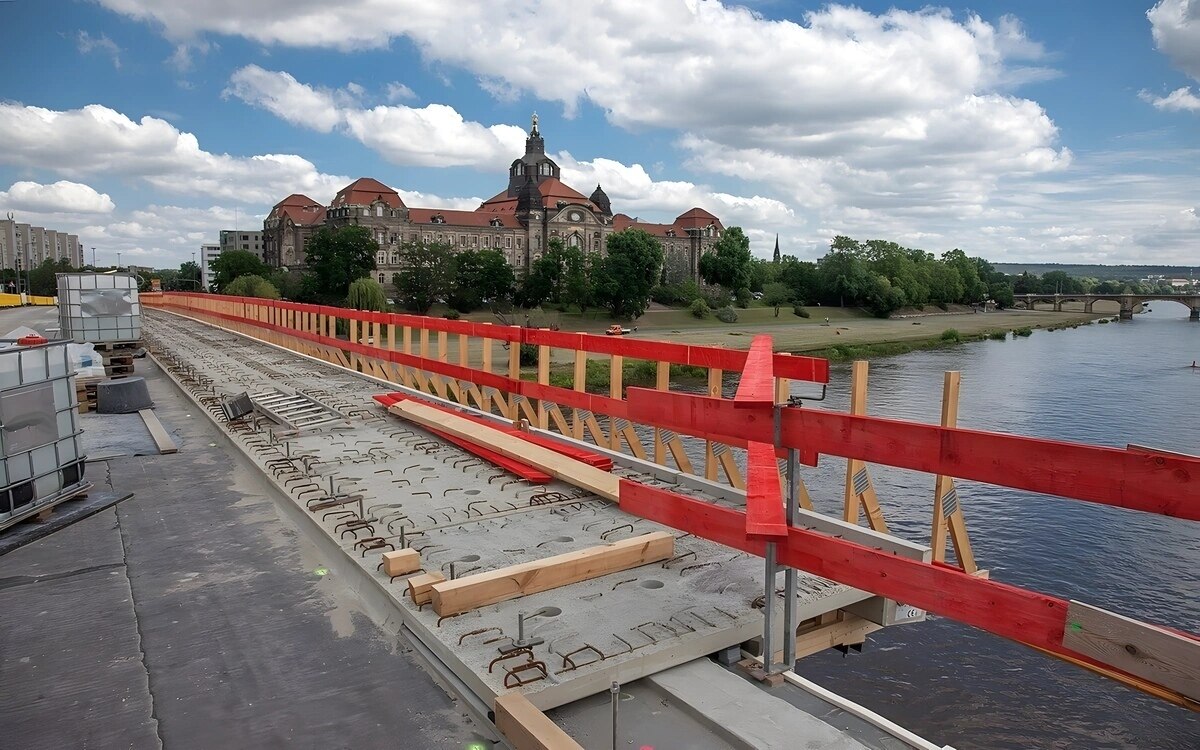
[
  {"x1": 219, "y1": 229, "x2": 265, "y2": 260},
  {"x1": 264, "y1": 116, "x2": 724, "y2": 288},
  {"x1": 199, "y1": 243, "x2": 221, "y2": 291},
  {"x1": 0, "y1": 219, "x2": 84, "y2": 276}
]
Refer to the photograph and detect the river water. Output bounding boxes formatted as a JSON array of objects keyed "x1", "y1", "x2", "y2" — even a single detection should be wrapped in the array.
[{"x1": 770, "y1": 308, "x2": 1200, "y2": 748}]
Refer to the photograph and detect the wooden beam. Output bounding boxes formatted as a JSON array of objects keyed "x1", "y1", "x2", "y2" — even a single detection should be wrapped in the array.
[
  {"x1": 407, "y1": 572, "x2": 445, "y2": 605},
  {"x1": 733, "y1": 335, "x2": 775, "y2": 407},
  {"x1": 390, "y1": 400, "x2": 620, "y2": 500},
  {"x1": 137, "y1": 409, "x2": 177, "y2": 454},
  {"x1": 931, "y1": 371, "x2": 976, "y2": 572},
  {"x1": 617, "y1": 479, "x2": 1200, "y2": 707},
  {"x1": 1063, "y1": 600, "x2": 1200, "y2": 702},
  {"x1": 381, "y1": 549, "x2": 421, "y2": 577},
  {"x1": 493, "y1": 692, "x2": 585, "y2": 750},
  {"x1": 429, "y1": 532, "x2": 674, "y2": 616},
  {"x1": 768, "y1": 613, "x2": 882, "y2": 663},
  {"x1": 842, "y1": 361, "x2": 888, "y2": 532},
  {"x1": 624, "y1": 388, "x2": 1200, "y2": 521}
]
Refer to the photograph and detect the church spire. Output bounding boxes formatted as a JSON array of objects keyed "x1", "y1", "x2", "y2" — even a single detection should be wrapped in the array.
[{"x1": 773, "y1": 233, "x2": 781, "y2": 263}]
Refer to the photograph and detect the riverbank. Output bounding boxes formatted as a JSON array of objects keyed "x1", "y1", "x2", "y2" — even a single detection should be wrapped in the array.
[{"x1": 521, "y1": 304, "x2": 1112, "y2": 391}]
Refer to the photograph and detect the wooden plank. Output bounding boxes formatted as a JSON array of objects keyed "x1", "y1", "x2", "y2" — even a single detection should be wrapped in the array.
[
  {"x1": 381, "y1": 548, "x2": 421, "y2": 577},
  {"x1": 1063, "y1": 601, "x2": 1200, "y2": 702},
  {"x1": 733, "y1": 335, "x2": 775, "y2": 407},
  {"x1": 768, "y1": 613, "x2": 881, "y2": 662},
  {"x1": 429, "y1": 532, "x2": 674, "y2": 616},
  {"x1": 745, "y1": 441, "x2": 786, "y2": 539},
  {"x1": 390, "y1": 400, "x2": 620, "y2": 501},
  {"x1": 407, "y1": 571, "x2": 445, "y2": 605},
  {"x1": 137, "y1": 409, "x2": 177, "y2": 454},
  {"x1": 624, "y1": 388, "x2": 1200, "y2": 521},
  {"x1": 493, "y1": 692, "x2": 585, "y2": 750},
  {"x1": 617, "y1": 479, "x2": 1200, "y2": 706}
]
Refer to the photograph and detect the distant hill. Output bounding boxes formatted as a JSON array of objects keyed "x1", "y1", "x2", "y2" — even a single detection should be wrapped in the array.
[{"x1": 993, "y1": 263, "x2": 1198, "y2": 281}]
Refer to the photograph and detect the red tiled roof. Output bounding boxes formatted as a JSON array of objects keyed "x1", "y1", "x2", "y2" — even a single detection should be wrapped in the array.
[
  {"x1": 612, "y1": 214, "x2": 683, "y2": 238},
  {"x1": 479, "y1": 179, "x2": 596, "y2": 213},
  {"x1": 269, "y1": 194, "x2": 326, "y2": 226},
  {"x1": 675, "y1": 207, "x2": 724, "y2": 230},
  {"x1": 407, "y1": 208, "x2": 512, "y2": 228},
  {"x1": 332, "y1": 177, "x2": 405, "y2": 209}
]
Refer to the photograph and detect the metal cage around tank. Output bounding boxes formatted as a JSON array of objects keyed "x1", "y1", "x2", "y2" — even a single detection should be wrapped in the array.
[
  {"x1": 0, "y1": 338, "x2": 89, "y2": 531},
  {"x1": 56, "y1": 272, "x2": 142, "y2": 344}
]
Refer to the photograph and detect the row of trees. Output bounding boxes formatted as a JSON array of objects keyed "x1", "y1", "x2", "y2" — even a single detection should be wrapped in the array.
[
  {"x1": 1009, "y1": 270, "x2": 1192, "y2": 296},
  {"x1": 655, "y1": 234, "x2": 1014, "y2": 318},
  {"x1": 392, "y1": 229, "x2": 664, "y2": 318}
]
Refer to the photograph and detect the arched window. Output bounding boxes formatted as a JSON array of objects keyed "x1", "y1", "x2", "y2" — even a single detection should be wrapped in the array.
[
  {"x1": 377, "y1": 273, "x2": 384, "y2": 284},
  {"x1": 567, "y1": 233, "x2": 581, "y2": 248}
]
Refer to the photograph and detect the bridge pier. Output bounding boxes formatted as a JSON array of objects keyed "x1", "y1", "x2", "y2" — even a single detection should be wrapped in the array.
[
  {"x1": 1190, "y1": 308, "x2": 1199, "y2": 322},
  {"x1": 1119, "y1": 306, "x2": 1134, "y2": 321}
]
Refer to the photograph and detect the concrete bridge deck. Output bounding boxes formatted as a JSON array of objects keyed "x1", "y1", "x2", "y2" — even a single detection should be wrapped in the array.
[{"x1": 134, "y1": 307, "x2": 942, "y2": 749}]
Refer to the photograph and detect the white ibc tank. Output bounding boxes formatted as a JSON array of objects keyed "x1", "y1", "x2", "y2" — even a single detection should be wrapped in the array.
[
  {"x1": 56, "y1": 273, "x2": 142, "y2": 344},
  {"x1": 0, "y1": 339, "x2": 87, "y2": 529}
]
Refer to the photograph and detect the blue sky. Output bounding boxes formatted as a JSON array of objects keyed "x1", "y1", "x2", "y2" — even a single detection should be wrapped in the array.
[{"x1": 1, "y1": 0, "x2": 1197, "y2": 268}]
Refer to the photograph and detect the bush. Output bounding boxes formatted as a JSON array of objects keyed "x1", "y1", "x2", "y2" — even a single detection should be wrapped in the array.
[
  {"x1": 346, "y1": 277, "x2": 389, "y2": 311},
  {"x1": 689, "y1": 299, "x2": 711, "y2": 319},
  {"x1": 715, "y1": 306, "x2": 739, "y2": 324},
  {"x1": 940, "y1": 328, "x2": 961, "y2": 342},
  {"x1": 734, "y1": 287, "x2": 752, "y2": 308},
  {"x1": 1097, "y1": 318, "x2": 1110, "y2": 324},
  {"x1": 987, "y1": 330, "x2": 1007, "y2": 341},
  {"x1": 519, "y1": 343, "x2": 538, "y2": 366},
  {"x1": 444, "y1": 310, "x2": 460, "y2": 320},
  {"x1": 793, "y1": 304, "x2": 810, "y2": 318},
  {"x1": 651, "y1": 284, "x2": 688, "y2": 306},
  {"x1": 1012, "y1": 326, "x2": 1033, "y2": 337},
  {"x1": 223, "y1": 274, "x2": 280, "y2": 299}
]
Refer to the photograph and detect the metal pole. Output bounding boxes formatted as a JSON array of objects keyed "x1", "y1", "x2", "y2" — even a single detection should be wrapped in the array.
[
  {"x1": 610, "y1": 680, "x2": 619, "y2": 750},
  {"x1": 762, "y1": 542, "x2": 777, "y2": 674},
  {"x1": 783, "y1": 445, "x2": 799, "y2": 668}
]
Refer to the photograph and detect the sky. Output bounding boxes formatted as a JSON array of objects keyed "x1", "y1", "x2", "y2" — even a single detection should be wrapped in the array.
[{"x1": 0, "y1": 0, "x2": 1197, "y2": 269}]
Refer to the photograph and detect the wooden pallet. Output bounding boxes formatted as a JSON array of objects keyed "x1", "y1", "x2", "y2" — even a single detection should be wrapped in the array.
[
  {"x1": 92, "y1": 340, "x2": 141, "y2": 353},
  {"x1": 76, "y1": 378, "x2": 99, "y2": 413}
]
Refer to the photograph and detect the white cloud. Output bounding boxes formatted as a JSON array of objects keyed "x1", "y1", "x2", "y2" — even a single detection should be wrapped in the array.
[
  {"x1": 1140, "y1": 86, "x2": 1200, "y2": 112},
  {"x1": 226, "y1": 66, "x2": 528, "y2": 168},
  {"x1": 1148, "y1": 0, "x2": 1200, "y2": 81},
  {"x1": 385, "y1": 82, "x2": 416, "y2": 102},
  {"x1": 557, "y1": 152, "x2": 795, "y2": 231},
  {"x1": 0, "y1": 102, "x2": 348, "y2": 204},
  {"x1": 76, "y1": 30, "x2": 122, "y2": 69},
  {"x1": 0, "y1": 180, "x2": 116, "y2": 214},
  {"x1": 97, "y1": 3, "x2": 1069, "y2": 248},
  {"x1": 225, "y1": 64, "x2": 345, "y2": 132}
]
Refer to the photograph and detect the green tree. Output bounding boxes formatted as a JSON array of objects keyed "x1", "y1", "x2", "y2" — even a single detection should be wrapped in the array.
[
  {"x1": 346, "y1": 277, "x2": 389, "y2": 311},
  {"x1": 699, "y1": 227, "x2": 753, "y2": 292},
  {"x1": 27, "y1": 259, "x2": 74, "y2": 296},
  {"x1": 210, "y1": 250, "x2": 269, "y2": 292},
  {"x1": 592, "y1": 229, "x2": 663, "y2": 319},
  {"x1": 304, "y1": 226, "x2": 378, "y2": 301},
  {"x1": 223, "y1": 274, "x2": 281, "y2": 299},
  {"x1": 177, "y1": 260, "x2": 203, "y2": 291},
  {"x1": 776, "y1": 256, "x2": 818, "y2": 303},
  {"x1": 393, "y1": 241, "x2": 453, "y2": 314},
  {"x1": 762, "y1": 282, "x2": 791, "y2": 317},
  {"x1": 519, "y1": 239, "x2": 586, "y2": 308},
  {"x1": 817, "y1": 244, "x2": 871, "y2": 307},
  {"x1": 450, "y1": 249, "x2": 516, "y2": 312}
]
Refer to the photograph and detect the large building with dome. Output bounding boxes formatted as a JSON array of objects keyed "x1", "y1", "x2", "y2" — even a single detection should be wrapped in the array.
[{"x1": 263, "y1": 116, "x2": 725, "y2": 288}]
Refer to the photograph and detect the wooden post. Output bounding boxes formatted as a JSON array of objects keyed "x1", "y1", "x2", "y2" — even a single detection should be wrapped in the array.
[
  {"x1": 507, "y1": 334, "x2": 521, "y2": 423},
  {"x1": 654, "y1": 360, "x2": 669, "y2": 464},
  {"x1": 536, "y1": 344, "x2": 551, "y2": 429},
  {"x1": 842, "y1": 361, "x2": 889, "y2": 532},
  {"x1": 572, "y1": 350, "x2": 587, "y2": 439},
  {"x1": 705, "y1": 368, "x2": 722, "y2": 480},
  {"x1": 931, "y1": 371, "x2": 978, "y2": 573},
  {"x1": 481, "y1": 336, "x2": 493, "y2": 412},
  {"x1": 609, "y1": 354, "x2": 623, "y2": 450}
]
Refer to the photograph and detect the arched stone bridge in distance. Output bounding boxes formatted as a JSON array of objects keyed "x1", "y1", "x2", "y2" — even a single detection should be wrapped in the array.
[{"x1": 1017, "y1": 293, "x2": 1200, "y2": 321}]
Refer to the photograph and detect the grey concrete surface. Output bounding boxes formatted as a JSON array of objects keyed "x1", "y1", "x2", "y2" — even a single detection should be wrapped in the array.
[
  {"x1": 0, "y1": 324, "x2": 477, "y2": 749},
  {"x1": 650, "y1": 660, "x2": 870, "y2": 750}
]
